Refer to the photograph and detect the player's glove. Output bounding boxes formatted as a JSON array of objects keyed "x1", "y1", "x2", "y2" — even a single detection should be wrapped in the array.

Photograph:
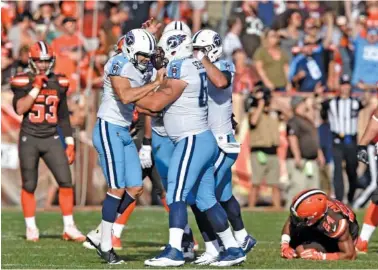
[
  {"x1": 139, "y1": 138, "x2": 153, "y2": 169},
  {"x1": 65, "y1": 137, "x2": 75, "y2": 165},
  {"x1": 281, "y1": 242, "x2": 297, "y2": 259},
  {"x1": 300, "y1": 248, "x2": 325, "y2": 260},
  {"x1": 357, "y1": 145, "x2": 369, "y2": 165},
  {"x1": 33, "y1": 74, "x2": 48, "y2": 89}
]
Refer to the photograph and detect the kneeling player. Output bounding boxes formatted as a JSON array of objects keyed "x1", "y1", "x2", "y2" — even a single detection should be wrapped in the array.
[{"x1": 280, "y1": 189, "x2": 358, "y2": 260}]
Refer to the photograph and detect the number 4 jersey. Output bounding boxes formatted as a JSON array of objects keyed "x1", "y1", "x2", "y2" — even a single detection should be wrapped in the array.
[
  {"x1": 11, "y1": 72, "x2": 72, "y2": 138},
  {"x1": 164, "y1": 58, "x2": 209, "y2": 143}
]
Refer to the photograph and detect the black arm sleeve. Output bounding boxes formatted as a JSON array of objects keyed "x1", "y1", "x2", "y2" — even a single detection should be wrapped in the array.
[
  {"x1": 222, "y1": 71, "x2": 233, "y2": 88},
  {"x1": 58, "y1": 92, "x2": 73, "y2": 138}
]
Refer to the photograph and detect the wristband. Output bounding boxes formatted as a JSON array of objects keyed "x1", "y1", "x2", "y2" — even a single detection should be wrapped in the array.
[
  {"x1": 143, "y1": 137, "x2": 152, "y2": 145},
  {"x1": 373, "y1": 115, "x2": 378, "y2": 123},
  {"x1": 281, "y1": 234, "x2": 291, "y2": 244},
  {"x1": 197, "y1": 51, "x2": 205, "y2": 61},
  {"x1": 28, "y1": 88, "x2": 40, "y2": 99},
  {"x1": 65, "y1": 136, "x2": 74, "y2": 145}
]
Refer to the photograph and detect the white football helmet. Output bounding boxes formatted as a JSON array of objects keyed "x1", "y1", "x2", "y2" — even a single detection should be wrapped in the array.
[
  {"x1": 163, "y1": 21, "x2": 192, "y2": 37},
  {"x1": 122, "y1": 28, "x2": 156, "y2": 72},
  {"x1": 192, "y1": 29, "x2": 223, "y2": 62},
  {"x1": 158, "y1": 30, "x2": 193, "y2": 63}
]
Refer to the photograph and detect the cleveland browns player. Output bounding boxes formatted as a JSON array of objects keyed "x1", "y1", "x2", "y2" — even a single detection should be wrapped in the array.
[
  {"x1": 11, "y1": 41, "x2": 85, "y2": 242},
  {"x1": 355, "y1": 107, "x2": 378, "y2": 253},
  {"x1": 280, "y1": 189, "x2": 358, "y2": 261}
]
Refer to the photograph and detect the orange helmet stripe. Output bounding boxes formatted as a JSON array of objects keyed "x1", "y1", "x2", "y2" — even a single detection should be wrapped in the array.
[{"x1": 292, "y1": 189, "x2": 327, "y2": 211}]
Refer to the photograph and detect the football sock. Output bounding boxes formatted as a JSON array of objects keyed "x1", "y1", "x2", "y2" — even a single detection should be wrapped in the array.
[
  {"x1": 169, "y1": 201, "x2": 187, "y2": 250},
  {"x1": 234, "y1": 228, "x2": 248, "y2": 244},
  {"x1": 112, "y1": 223, "x2": 124, "y2": 238},
  {"x1": 191, "y1": 204, "x2": 217, "y2": 242},
  {"x1": 161, "y1": 197, "x2": 170, "y2": 212},
  {"x1": 101, "y1": 193, "x2": 121, "y2": 252},
  {"x1": 59, "y1": 187, "x2": 74, "y2": 216},
  {"x1": 117, "y1": 191, "x2": 135, "y2": 216},
  {"x1": 360, "y1": 202, "x2": 378, "y2": 241},
  {"x1": 184, "y1": 223, "x2": 191, "y2": 235},
  {"x1": 25, "y1": 217, "x2": 37, "y2": 230},
  {"x1": 220, "y1": 196, "x2": 245, "y2": 231},
  {"x1": 205, "y1": 240, "x2": 220, "y2": 256},
  {"x1": 21, "y1": 189, "x2": 36, "y2": 224},
  {"x1": 217, "y1": 227, "x2": 239, "y2": 249},
  {"x1": 63, "y1": 215, "x2": 74, "y2": 227}
]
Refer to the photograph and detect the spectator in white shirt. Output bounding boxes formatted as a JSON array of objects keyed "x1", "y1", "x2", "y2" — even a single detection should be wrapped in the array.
[{"x1": 223, "y1": 14, "x2": 243, "y2": 61}]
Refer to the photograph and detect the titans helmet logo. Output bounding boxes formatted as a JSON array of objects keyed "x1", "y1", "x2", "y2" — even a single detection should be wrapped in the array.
[
  {"x1": 167, "y1": 35, "x2": 187, "y2": 49},
  {"x1": 213, "y1": 34, "x2": 222, "y2": 47},
  {"x1": 126, "y1": 31, "x2": 135, "y2": 46}
]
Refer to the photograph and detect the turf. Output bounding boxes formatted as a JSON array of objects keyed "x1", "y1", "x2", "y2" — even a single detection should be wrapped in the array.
[{"x1": 2, "y1": 208, "x2": 378, "y2": 269}]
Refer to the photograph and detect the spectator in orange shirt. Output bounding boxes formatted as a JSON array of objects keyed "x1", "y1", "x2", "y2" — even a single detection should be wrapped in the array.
[{"x1": 51, "y1": 17, "x2": 85, "y2": 94}]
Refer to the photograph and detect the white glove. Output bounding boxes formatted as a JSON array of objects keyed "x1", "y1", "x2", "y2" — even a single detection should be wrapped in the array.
[{"x1": 139, "y1": 144, "x2": 153, "y2": 169}]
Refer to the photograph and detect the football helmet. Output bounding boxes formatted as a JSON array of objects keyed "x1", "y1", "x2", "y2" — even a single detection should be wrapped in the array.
[
  {"x1": 28, "y1": 41, "x2": 55, "y2": 75},
  {"x1": 192, "y1": 29, "x2": 223, "y2": 63},
  {"x1": 122, "y1": 29, "x2": 156, "y2": 72},
  {"x1": 163, "y1": 21, "x2": 192, "y2": 37},
  {"x1": 290, "y1": 189, "x2": 328, "y2": 226},
  {"x1": 158, "y1": 30, "x2": 193, "y2": 63}
]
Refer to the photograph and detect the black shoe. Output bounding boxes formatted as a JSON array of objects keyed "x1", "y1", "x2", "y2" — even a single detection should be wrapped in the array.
[{"x1": 96, "y1": 248, "x2": 124, "y2": 264}]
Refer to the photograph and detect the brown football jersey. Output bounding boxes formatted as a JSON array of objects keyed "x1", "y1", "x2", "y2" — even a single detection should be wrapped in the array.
[{"x1": 11, "y1": 72, "x2": 72, "y2": 138}]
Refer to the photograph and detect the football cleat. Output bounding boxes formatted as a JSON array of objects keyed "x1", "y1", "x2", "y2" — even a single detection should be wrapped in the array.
[
  {"x1": 144, "y1": 244, "x2": 185, "y2": 267},
  {"x1": 210, "y1": 247, "x2": 246, "y2": 267},
  {"x1": 239, "y1": 235, "x2": 257, "y2": 254},
  {"x1": 26, "y1": 227, "x2": 39, "y2": 242},
  {"x1": 96, "y1": 248, "x2": 124, "y2": 264},
  {"x1": 62, "y1": 224, "x2": 86, "y2": 242},
  {"x1": 182, "y1": 229, "x2": 195, "y2": 260},
  {"x1": 355, "y1": 237, "x2": 368, "y2": 254},
  {"x1": 83, "y1": 229, "x2": 100, "y2": 249},
  {"x1": 192, "y1": 252, "x2": 219, "y2": 265}
]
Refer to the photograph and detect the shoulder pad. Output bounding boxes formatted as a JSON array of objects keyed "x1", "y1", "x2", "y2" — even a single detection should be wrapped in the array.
[
  {"x1": 57, "y1": 75, "x2": 70, "y2": 88},
  {"x1": 109, "y1": 55, "x2": 129, "y2": 76},
  {"x1": 10, "y1": 74, "x2": 30, "y2": 88},
  {"x1": 217, "y1": 60, "x2": 235, "y2": 73}
]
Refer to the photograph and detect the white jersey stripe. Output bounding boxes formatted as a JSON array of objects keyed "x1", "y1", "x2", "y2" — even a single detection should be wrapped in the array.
[
  {"x1": 101, "y1": 119, "x2": 116, "y2": 189},
  {"x1": 175, "y1": 136, "x2": 194, "y2": 202}
]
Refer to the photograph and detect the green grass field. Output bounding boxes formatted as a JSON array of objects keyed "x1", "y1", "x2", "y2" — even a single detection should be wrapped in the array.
[{"x1": 2, "y1": 208, "x2": 378, "y2": 269}]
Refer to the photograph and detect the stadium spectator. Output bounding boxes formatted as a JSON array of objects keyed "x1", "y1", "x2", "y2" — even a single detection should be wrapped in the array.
[
  {"x1": 1, "y1": 44, "x2": 13, "y2": 86},
  {"x1": 223, "y1": 15, "x2": 243, "y2": 61},
  {"x1": 254, "y1": 29, "x2": 290, "y2": 92},
  {"x1": 318, "y1": 120, "x2": 333, "y2": 196},
  {"x1": 321, "y1": 74, "x2": 367, "y2": 205},
  {"x1": 121, "y1": 1, "x2": 153, "y2": 34},
  {"x1": 351, "y1": 20, "x2": 378, "y2": 90},
  {"x1": 278, "y1": 9, "x2": 304, "y2": 61},
  {"x1": 10, "y1": 46, "x2": 30, "y2": 76},
  {"x1": 248, "y1": 85, "x2": 281, "y2": 209},
  {"x1": 51, "y1": 17, "x2": 85, "y2": 93},
  {"x1": 7, "y1": 12, "x2": 37, "y2": 59},
  {"x1": 285, "y1": 96, "x2": 324, "y2": 207}
]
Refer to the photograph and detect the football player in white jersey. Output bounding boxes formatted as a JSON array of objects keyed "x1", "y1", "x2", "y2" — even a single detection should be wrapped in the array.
[
  {"x1": 89, "y1": 28, "x2": 166, "y2": 264},
  {"x1": 190, "y1": 29, "x2": 257, "y2": 265},
  {"x1": 134, "y1": 30, "x2": 246, "y2": 267}
]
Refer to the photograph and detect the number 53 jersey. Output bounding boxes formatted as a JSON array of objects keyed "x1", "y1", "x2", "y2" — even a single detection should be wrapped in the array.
[
  {"x1": 164, "y1": 58, "x2": 209, "y2": 143},
  {"x1": 11, "y1": 72, "x2": 72, "y2": 138}
]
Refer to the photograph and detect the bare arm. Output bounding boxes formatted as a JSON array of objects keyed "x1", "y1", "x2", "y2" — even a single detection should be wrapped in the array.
[
  {"x1": 201, "y1": 56, "x2": 229, "y2": 89},
  {"x1": 110, "y1": 76, "x2": 160, "y2": 104},
  {"x1": 135, "y1": 78, "x2": 187, "y2": 112},
  {"x1": 249, "y1": 99, "x2": 265, "y2": 127},
  {"x1": 255, "y1": 60, "x2": 274, "y2": 90},
  {"x1": 288, "y1": 135, "x2": 302, "y2": 165},
  {"x1": 136, "y1": 106, "x2": 159, "y2": 117},
  {"x1": 144, "y1": 115, "x2": 152, "y2": 139},
  {"x1": 15, "y1": 94, "x2": 37, "y2": 115},
  {"x1": 325, "y1": 223, "x2": 356, "y2": 260},
  {"x1": 359, "y1": 108, "x2": 378, "y2": 145},
  {"x1": 281, "y1": 217, "x2": 291, "y2": 235},
  {"x1": 322, "y1": 12, "x2": 334, "y2": 48}
]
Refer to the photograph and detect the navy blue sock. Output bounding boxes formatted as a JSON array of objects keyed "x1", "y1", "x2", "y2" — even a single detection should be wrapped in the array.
[
  {"x1": 102, "y1": 193, "x2": 122, "y2": 222},
  {"x1": 117, "y1": 191, "x2": 135, "y2": 215},
  {"x1": 220, "y1": 196, "x2": 244, "y2": 231},
  {"x1": 190, "y1": 204, "x2": 217, "y2": 242},
  {"x1": 169, "y1": 201, "x2": 187, "y2": 229},
  {"x1": 205, "y1": 202, "x2": 229, "y2": 233}
]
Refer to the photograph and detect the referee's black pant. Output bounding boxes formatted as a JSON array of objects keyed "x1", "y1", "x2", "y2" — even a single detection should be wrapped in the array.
[{"x1": 333, "y1": 142, "x2": 358, "y2": 204}]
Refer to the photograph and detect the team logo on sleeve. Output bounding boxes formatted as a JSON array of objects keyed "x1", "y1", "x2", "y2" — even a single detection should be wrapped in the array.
[
  {"x1": 171, "y1": 65, "x2": 178, "y2": 77},
  {"x1": 213, "y1": 34, "x2": 222, "y2": 47},
  {"x1": 167, "y1": 35, "x2": 186, "y2": 49},
  {"x1": 126, "y1": 31, "x2": 135, "y2": 46}
]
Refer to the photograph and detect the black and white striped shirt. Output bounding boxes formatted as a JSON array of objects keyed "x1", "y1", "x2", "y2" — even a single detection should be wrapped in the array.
[{"x1": 321, "y1": 97, "x2": 364, "y2": 136}]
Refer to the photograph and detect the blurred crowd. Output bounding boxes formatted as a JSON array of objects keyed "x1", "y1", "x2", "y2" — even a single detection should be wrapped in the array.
[{"x1": 1, "y1": 0, "x2": 378, "y2": 209}]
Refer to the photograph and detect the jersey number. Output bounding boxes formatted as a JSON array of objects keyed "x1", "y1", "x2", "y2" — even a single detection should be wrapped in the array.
[
  {"x1": 29, "y1": 95, "x2": 59, "y2": 124},
  {"x1": 198, "y1": 72, "x2": 208, "y2": 107}
]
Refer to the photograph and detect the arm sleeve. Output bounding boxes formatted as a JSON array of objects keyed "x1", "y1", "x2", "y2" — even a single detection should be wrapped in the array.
[
  {"x1": 58, "y1": 91, "x2": 73, "y2": 138},
  {"x1": 286, "y1": 119, "x2": 299, "y2": 136}
]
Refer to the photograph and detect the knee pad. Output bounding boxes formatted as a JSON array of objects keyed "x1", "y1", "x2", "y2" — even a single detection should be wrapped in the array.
[
  {"x1": 21, "y1": 169, "x2": 38, "y2": 193},
  {"x1": 371, "y1": 188, "x2": 378, "y2": 204}
]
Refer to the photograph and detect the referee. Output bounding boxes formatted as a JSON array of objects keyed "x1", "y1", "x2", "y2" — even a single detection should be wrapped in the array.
[{"x1": 321, "y1": 74, "x2": 367, "y2": 205}]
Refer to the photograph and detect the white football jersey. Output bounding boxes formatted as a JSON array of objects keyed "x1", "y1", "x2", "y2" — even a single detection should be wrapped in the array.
[
  {"x1": 97, "y1": 54, "x2": 155, "y2": 127},
  {"x1": 151, "y1": 116, "x2": 168, "y2": 136},
  {"x1": 163, "y1": 58, "x2": 209, "y2": 142},
  {"x1": 207, "y1": 59, "x2": 235, "y2": 136}
]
